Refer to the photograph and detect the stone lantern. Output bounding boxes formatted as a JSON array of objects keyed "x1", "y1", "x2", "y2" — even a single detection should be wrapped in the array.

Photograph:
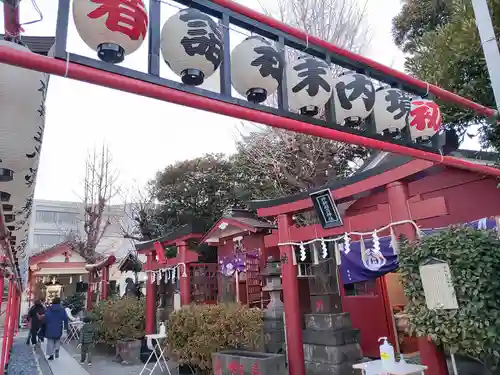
[{"x1": 261, "y1": 256, "x2": 285, "y2": 353}]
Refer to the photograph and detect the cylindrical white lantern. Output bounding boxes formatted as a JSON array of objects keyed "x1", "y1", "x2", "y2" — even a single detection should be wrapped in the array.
[
  {"x1": 373, "y1": 87, "x2": 410, "y2": 136},
  {"x1": 231, "y1": 36, "x2": 283, "y2": 103},
  {"x1": 332, "y1": 72, "x2": 375, "y2": 127},
  {"x1": 161, "y1": 8, "x2": 223, "y2": 86},
  {"x1": 287, "y1": 55, "x2": 333, "y2": 116},
  {"x1": 72, "y1": 0, "x2": 148, "y2": 63},
  {"x1": 408, "y1": 98, "x2": 442, "y2": 142},
  {"x1": 0, "y1": 40, "x2": 49, "y2": 272}
]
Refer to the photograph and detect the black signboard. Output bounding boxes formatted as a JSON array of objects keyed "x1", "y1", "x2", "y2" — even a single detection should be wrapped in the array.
[{"x1": 310, "y1": 189, "x2": 343, "y2": 229}]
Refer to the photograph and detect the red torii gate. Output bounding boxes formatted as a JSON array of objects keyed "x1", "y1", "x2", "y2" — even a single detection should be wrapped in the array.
[
  {"x1": 135, "y1": 223, "x2": 205, "y2": 334},
  {"x1": 1, "y1": 1, "x2": 499, "y2": 375}
]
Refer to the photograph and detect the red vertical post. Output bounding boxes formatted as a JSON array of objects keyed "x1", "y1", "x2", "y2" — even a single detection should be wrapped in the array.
[
  {"x1": 101, "y1": 266, "x2": 109, "y2": 300},
  {"x1": 177, "y1": 241, "x2": 190, "y2": 306},
  {"x1": 86, "y1": 273, "x2": 94, "y2": 311},
  {"x1": 145, "y1": 251, "x2": 156, "y2": 334},
  {"x1": 3, "y1": 2, "x2": 20, "y2": 38},
  {"x1": 0, "y1": 272, "x2": 5, "y2": 316},
  {"x1": 1, "y1": 278, "x2": 14, "y2": 370},
  {"x1": 386, "y1": 181, "x2": 448, "y2": 375},
  {"x1": 13, "y1": 291, "x2": 19, "y2": 335},
  {"x1": 277, "y1": 214, "x2": 306, "y2": 375}
]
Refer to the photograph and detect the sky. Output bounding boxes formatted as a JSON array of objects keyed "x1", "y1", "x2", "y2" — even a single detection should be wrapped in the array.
[{"x1": 0, "y1": 0, "x2": 479, "y2": 202}]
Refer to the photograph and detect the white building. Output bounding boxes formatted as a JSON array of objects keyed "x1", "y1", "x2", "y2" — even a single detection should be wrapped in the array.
[{"x1": 24, "y1": 200, "x2": 147, "y2": 313}]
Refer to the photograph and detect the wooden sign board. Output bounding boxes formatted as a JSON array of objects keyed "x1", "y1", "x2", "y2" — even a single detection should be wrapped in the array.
[
  {"x1": 310, "y1": 189, "x2": 343, "y2": 229},
  {"x1": 419, "y1": 259, "x2": 458, "y2": 310}
]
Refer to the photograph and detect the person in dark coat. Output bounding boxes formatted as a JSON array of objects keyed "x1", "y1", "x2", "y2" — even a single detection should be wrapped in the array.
[
  {"x1": 26, "y1": 300, "x2": 46, "y2": 346},
  {"x1": 43, "y1": 297, "x2": 69, "y2": 360}
]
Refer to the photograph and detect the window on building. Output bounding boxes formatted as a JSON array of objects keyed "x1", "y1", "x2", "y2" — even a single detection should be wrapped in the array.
[
  {"x1": 34, "y1": 234, "x2": 65, "y2": 249},
  {"x1": 36, "y1": 210, "x2": 78, "y2": 225}
]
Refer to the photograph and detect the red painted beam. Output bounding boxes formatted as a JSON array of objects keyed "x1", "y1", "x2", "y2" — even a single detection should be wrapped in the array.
[
  {"x1": 0, "y1": 48, "x2": 498, "y2": 181},
  {"x1": 258, "y1": 159, "x2": 435, "y2": 217},
  {"x1": 212, "y1": 0, "x2": 496, "y2": 118}
]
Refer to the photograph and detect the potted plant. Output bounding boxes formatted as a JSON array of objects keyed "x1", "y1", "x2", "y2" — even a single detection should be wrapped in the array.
[
  {"x1": 167, "y1": 303, "x2": 273, "y2": 375},
  {"x1": 93, "y1": 296, "x2": 146, "y2": 365}
]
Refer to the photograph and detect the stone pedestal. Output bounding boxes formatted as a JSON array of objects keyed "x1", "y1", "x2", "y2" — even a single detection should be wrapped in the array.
[
  {"x1": 261, "y1": 259, "x2": 285, "y2": 354},
  {"x1": 303, "y1": 313, "x2": 362, "y2": 375}
]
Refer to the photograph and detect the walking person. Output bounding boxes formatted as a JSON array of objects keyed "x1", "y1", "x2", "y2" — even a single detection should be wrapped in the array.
[
  {"x1": 26, "y1": 299, "x2": 46, "y2": 347},
  {"x1": 43, "y1": 297, "x2": 69, "y2": 360},
  {"x1": 78, "y1": 316, "x2": 96, "y2": 367}
]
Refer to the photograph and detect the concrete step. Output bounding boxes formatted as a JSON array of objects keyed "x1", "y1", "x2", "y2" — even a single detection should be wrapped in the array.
[
  {"x1": 303, "y1": 342, "x2": 362, "y2": 365},
  {"x1": 305, "y1": 360, "x2": 355, "y2": 375},
  {"x1": 302, "y1": 329, "x2": 360, "y2": 347},
  {"x1": 304, "y1": 313, "x2": 352, "y2": 331}
]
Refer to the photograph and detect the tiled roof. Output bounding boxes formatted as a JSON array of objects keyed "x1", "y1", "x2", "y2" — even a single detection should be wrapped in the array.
[{"x1": 1, "y1": 35, "x2": 55, "y2": 55}]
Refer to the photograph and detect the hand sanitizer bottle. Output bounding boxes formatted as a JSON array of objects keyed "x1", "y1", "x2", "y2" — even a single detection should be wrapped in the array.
[
  {"x1": 159, "y1": 322, "x2": 166, "y2": 336},
  {"x1": 378, "y1": 337, "x2": 395, "y2": 371}
]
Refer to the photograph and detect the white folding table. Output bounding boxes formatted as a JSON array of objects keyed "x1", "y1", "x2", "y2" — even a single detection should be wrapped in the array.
[
  {"x1": 352, "y1": 360, "x2": 428, "y2": 375},
  {"x1": 139, "y1": 332, "x2": 172, "y2": 375},
  {"x1": 64, "y1": 321, "x2": 84, "y2": 344}
]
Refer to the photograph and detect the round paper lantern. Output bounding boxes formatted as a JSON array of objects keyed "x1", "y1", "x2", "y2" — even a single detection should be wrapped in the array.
[
  {"x1": 332, "y1": 72, "x2": 375, "y2": 126},
  {"x1": 231, "y1": 36, "x2": 283, "y2": 103},
  {"x1": 72, "y1": 0, "x2": 148, "y2": 63},
  {"x1": 287, "y1": 55, "x2": 333, "y2": 116},
  {"x1": 408, "y1": 98, "x2": 442, "y2": 142},
  {"x1": 373, "y1": 87, "x2": 410, "y2": 136},
  {"x1": 161, "y1": 8, "x2": 223, "y2": 86}
]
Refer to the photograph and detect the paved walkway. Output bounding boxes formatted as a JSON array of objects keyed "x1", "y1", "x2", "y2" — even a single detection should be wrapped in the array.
[{"x1": 61, "y1": 341, "x2": 178, "y2": 375}]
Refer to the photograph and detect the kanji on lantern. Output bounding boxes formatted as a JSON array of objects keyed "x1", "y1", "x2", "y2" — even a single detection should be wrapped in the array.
[
  {"x1": 227, "y1": 360, "x2": 243, "y2": 375},
  {"x1": 409, "y1": 100, "x2": 441, "y2": 132},
  {"x1": 88, "y1": 0, "x2": 148, "y2": 41},
  {"x1": 251, "y1": 362, "x2": 262, "y2": 375}
]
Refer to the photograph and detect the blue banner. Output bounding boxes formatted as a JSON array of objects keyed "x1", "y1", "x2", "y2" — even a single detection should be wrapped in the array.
[{"x1": 339, "y1": 217, "x2": 498, "y2": 284}]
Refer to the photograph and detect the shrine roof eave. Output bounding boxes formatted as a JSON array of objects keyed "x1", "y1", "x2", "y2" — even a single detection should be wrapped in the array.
[
  {"x1": 135, "y1": 221, "x2": 206, "y2": 252},
  {"x1": 85, "y1": 255, "x2": 116, "y2": 271},
  {"x1": 249, "y1": 154, "x2": 416, "y2": 217},
  {"x1": 29, "y1": 242, "x2": 74, "y2": 266},
  {"x1": 200, "y1": 216, "x2": 276, "y2": 244},
  {"x1": 249, "y1": 149, "x2": 499, "y2": 218}
]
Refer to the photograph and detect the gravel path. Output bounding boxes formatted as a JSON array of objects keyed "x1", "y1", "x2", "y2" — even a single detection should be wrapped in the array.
[{"x1": 7, "y1": 339, "x2": 42, "y2": 375}]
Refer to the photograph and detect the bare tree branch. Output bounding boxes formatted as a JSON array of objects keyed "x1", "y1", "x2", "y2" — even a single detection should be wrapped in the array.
[{"x1": 78, "y1": 145, "x2": 120, "y2": 261}]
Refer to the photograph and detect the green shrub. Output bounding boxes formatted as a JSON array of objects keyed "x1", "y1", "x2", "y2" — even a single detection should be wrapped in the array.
[
  {"x1": 92, "y1": 297, "x2": 146, "y2": 345},
  {"x1": 166, "y1": 303, "x2": 263, "y2": 371},
  {"x1": 63, "y1": 292, "x2": 85, "y2": 315},
  {"x1": 399, "y1": 226, "x2": 500, "y2": 368}
]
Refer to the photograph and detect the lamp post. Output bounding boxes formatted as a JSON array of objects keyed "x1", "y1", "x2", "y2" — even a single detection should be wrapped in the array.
[{"x1": 471, "y1": 0, "x2": 500, "y2": 113}]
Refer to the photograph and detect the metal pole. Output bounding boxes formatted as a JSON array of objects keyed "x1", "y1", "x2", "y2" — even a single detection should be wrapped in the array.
[
  {"x1": 471, "y1": 0, "x2": 500, "y2": 111},
  {"x1": 1, "y1": 47, "x2": 500, "y2": 177}
]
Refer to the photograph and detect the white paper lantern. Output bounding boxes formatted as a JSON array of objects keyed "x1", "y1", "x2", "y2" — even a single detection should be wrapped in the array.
[
  {"x1": 373, "y1": 87, "x2": 410, "y2": 136},
  {"x1": 332, "y1": 72, "x2": 375, "y2": 126},
  {"x1": 161, "y1": 8, "x2": 223, "y2": 86},
  {"x1": 72, "y1": 0, "x2": 148, "y2": 63},
  {"x1": 287, "y1": 55, "x2": 333, "y2": 116},
  {"x1": 0, "y1": 41, "x2": 50, "y2": 272},
  {"x1": 408, "y1": 98, "x2": 442, "y2": 142},
  {"x1": 0, "y1": 41, "x2": 45, "y2": 174},
  {"x1": 231, "y1": 36, "x2": 283, "y2": 103}
]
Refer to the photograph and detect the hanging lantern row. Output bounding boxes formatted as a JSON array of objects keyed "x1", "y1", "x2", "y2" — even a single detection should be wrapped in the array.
[
  {"x1": 0, "y1": 39, "x2": 52, "y2": 285},
  {"x1": 72, "y1": 1, "x2": 442, "y2": 143}
]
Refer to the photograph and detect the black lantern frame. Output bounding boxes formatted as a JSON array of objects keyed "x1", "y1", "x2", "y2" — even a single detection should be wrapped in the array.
[{"x1": 54, "y1": 0, "x2": 442, "y2": 153}]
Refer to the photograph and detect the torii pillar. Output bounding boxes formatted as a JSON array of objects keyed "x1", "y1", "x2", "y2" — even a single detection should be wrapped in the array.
[{"x1": 386, "y1": 181, "x2": 448, "y2": 375}]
